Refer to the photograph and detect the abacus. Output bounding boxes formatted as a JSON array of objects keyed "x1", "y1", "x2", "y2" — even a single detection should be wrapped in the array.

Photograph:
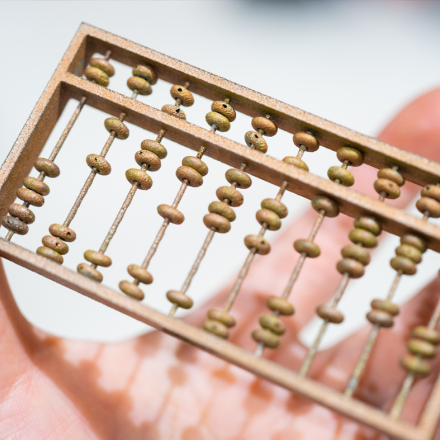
[{"x1": 1, "y1": 23, "x2": 440, "y2": 440}]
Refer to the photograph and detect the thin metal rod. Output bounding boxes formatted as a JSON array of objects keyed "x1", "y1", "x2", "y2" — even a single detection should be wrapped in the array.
[
  {"x1": 181, "y1": 228, "x2": 216, "y2": 294},
  {"x1": 98, "y1": 181, "x2": 141, "y2": 255},
  {"x1": 299, "y1": 273, "x2": 350, "y2": 377}
]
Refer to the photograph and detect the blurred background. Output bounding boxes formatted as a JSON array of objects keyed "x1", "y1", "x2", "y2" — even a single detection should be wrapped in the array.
[{"x1": 1, "y1": 1, "x2": 440, "y2": 349}]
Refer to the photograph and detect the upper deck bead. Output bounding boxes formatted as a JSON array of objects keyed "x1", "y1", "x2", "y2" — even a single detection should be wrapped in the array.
[
  {"x1": 251, "y1": 117, "x2": 277, "y2": 137},
  {"x1": 211, "y1": 101, "x2": 236, "y2": 122},
  {"x1": 85, "y1": 67, "x2": 109, "y2": 87},
  {"x1": 171, "y1": 85, "x2": 194, "y2": 106},
  {"x1": 132, "y1": 64, "x2": 158, "y2": 84},
  {"x1": 104, "y1": 118, "x2": 129, "y2": 139},
  {"x1": 293, "y1": 132, "x2": 319, "y2": 152},
  {"x1": 244, "y1": 131, "x2": 267, "y2": 153},
  {"x1": 89, "y1": 58, "x2": 115, "y2": 77}
]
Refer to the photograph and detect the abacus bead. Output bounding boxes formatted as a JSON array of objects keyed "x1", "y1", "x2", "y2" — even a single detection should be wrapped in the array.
[
  {"x1": 256, "y1": 209, "x2": 281, "y2": 231},
  {"x1": 84, "y1": 250, "x2": 112, "y2": 267},
  {"x1": 127, "y1": 264, "x2": 153, "y2": 284},
  {"x1": 378, "y1": 168, "x2": 405, "y2": 186},
  {"x1": 17, "y1": 188, "x2": 44, "y2": 207},
  {"x1": 401, "y1": 234, "x2": 427, "y2": 253},
  {"x1": 182, "y1": 157, "x2": 208, "y2": 176},
  {"x1": 341, "y1": 244, "x2": 371, "y2": 265},
  {"x1": 251, "y1": 329, "x2": 280, "y2": 349},
  {"x1": 49, "y1": 224, "x2": 76, "y2": 242},
  {"x1": 119, "y1": 280, "x2": 144, "y2": 301},
  {"x1": 203, "y1": 213, "x2": 231, "y2": 234},
  {"x1": 328, "y1": 166, "x2": 354, "y2": 187},
  {"x1": 36, "y1": 246, "x2": 63, "y2": 264},
  {"x1": 126, "y1": 168, "x2": 152, "y2": 190},
  {"x1": 261, "y1": 198, "x2": 288, "y2": 219},
  {"x1": 349, "y1": 228, "x2": 377, "y2": 248},
  {"x1": 421, "y1": 185, "x2": 440, "y2": 202},
  {"x1": 337, "y1": 147, "x2": 364, "y2": 167},
  {"x1": 216, "y1": 186, "x2": 243, "y2": 207},
  {"x1": 401, "y1": 354, "x2": 431, "y2": 376},
  {"x1": 170, "y1": 85, "x2": 194, "y2": 106},
  {"x1": 208, "y1": 201, "x2": 236, "y2": 222},
  {"x1": 374, "y1": 178, "x2": 400, "y2": 199},
  {"x1": 293, "y1": 132, "x2": 319, "y2": 153},
  {"x1": 207, "y1": 309, "x2": 236, "y2": 327},
  {"x1": 416, "y1": 197, "x2": 440, "y2": 218},
  {"x1": 157, "y1": 204, "x2": 185, "y2": 225},
  {"x1": 127, "y1": 76, "x2": 152, "y2": 95},
  {"x1": 89, "y1": 58, "x2": 115, "y2": 77},
  {"x1": 162, "y1": 104, "x2": 186, "y2": 120},
  {"x1": 141, "y1": 139, "x2": 168, "y2": 159},
  {"x1": 104, "y1": 118, "x2": 129, "y2": 139},
  {"x1": 211, "y1": 101, "x2": 236, "y2": 122},
  {"x1": 312, "y1": 195, "x2": 339, "y2": 217},
  {"x1": 316, "y1": 305, "x2": 344, "y2": 323},
  {"x1": 244, "y1": 234, "x2": 271, "y2": 255},
  {"x1": 2, "y1": 216, "x2": 28, "y2": 235},
  {"x1": 244, "y1": 131, "x2": 267, "y2": 153},
  {"x1": 86, "y1": 154, "x2": 111, "y2": 175},
  {"x1": 259, "y1": 314, "x2": 285, "y2": 335},
  {"x1": 294, "y1": 239, "x2": 320, "y2": 258},
  {"x1": 132, "y1": 64, "x2": 158, "y2": 84},
  {"x1": 77, "y1": 263, "x2": 103, "y2": 283},
  {"x1": 203, "y1": 320, "x2": 229, "y2": 339},
  {"x1": 412, "y1": 326, "x2": 440, "y2": 345},
  {"x1": 135, "y1": 150, "x2": 161, "y2": 171},
  {"x1": 225, "y1": 169, "x2": 252, "y2": 189},
  {"x1": 337, "y1": 258, "x2": 365, "y2": 278},
  {"x1": 266, "y1": 296, "x2": 294, "y2": 316},
  {"x1": 42, "y1": 235, "x2": 69, "y2": 255},
  {"x1": 166, "y1": 290, "x2": 193, "y2": 309},
  {"x1": 206, "y1": 112, "x2": 230, "y2": 132},
  {"x1": 396, "y1": 244, "x2": 422, "y2": 264},
  {"x1": 176, "y1": 166, "x2": 203, "y2": 187},
  {"x1": 354, "y1": 217, "x2": 381, "y2": 236},
  {"x1": 366, "y1": 310, "x2": 394, "y2": 327},
  {"x1": 34, "y1": 158, "x2": 60, "y2": 178},
  {"x1": 371, "y1": 299, "x2": 399, "y2": 316},
  {"x1": 390, "y1": 256, "x2": 417, "y2": 275},
  {"x1": 84, "y1": 67, "x2": 109, "y2": 87},
  {"x1": 282, "y1": 156, "x2": 309, "y2": 171},
  {"x1": 407, "y1": 339, "x2": 436, "y2": 358},
  {"x1": 251, "y1": 117, "x2": 277, "y2": 137},
  {"x1": 8, "y1": 203, "x2": 35, "y2": 224},
  {"x1": 23, "y1": 177, "x2": 50, "y2": 196}
]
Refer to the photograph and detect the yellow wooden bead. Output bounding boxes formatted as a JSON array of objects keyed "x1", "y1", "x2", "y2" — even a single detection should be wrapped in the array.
[
  {"x1": 316, "y1": 304, "x2": 344, "y2": 323},
  {"x1": 135, "y1": 150, "x2": 161, "y2": 171},
  {"x1": 84, "y1": 250, "x2": 112, "y2": 267},
  {"x1": 2, "y1": 216, "x2": 28, "y2": 235},
  {"x1": 336, "y1": 147, "x2": 364, "y2": 167},
  {"x1": 34, "y1": 158, "x2": 60, "y2": 178},
  {"x1": 166, "y1": 290, "x2": 193, "y2": 309},
  {"x1": 89, "y1": 58, "x2": 115, "y2": 77},
  {"x1": 407, "y1": 339, "x2": 435, "y2": 358},
  {"x1": 216, "y1": 186, "x2": 243, "y2": 207},
  {"x1": 208, "y1": 201, "x2": 236, "y2": 222},
  {"x1": 49, "y1": 224, "x2": 76, "y2": 242},
  {"x1": 341, "y1": 244, "x2": 370, "y2": 265},
  {"x1": 132, "y1": 64, "x2": 158, "y2": 84},
  {"x1": 211, "y1": 101, "x2": 236, "y2": 122},
  {"x1": 203, "y1": 319, "x2": 229, "y2": 339},
  {"x1": 127, "y1": 264, "x2": 153, "y2": 285},
  {"x1": 417, "y1": 197, "x2": 440, "y2": 218},
  {"x1": 259, "y1": 314, "x2": 285, "y2": 335},
  {"x1": 176, "y1": 166, "x2": 203, "y2": 187},
  {"x1": 293, "y1": 132, "x2": 319, "y2": 152},
  {"x1": 206, "y1": 111, "x2": 230, "y2": 131},
  {"x1": 266, "y1": 296, "x2": 294, "y2": 316},
  {"x1": 354, "y1": 216, "x2": 381, "y2": 236},
  {"x1": 244, "y1": 234, "x2": 271, "y2": 255},
  {"x1": 8, "y1": 203, "x2": 35, "y2": 224},
  {"x1": 378, "y1": 168, "x2": 404, "y2": 186},
  {"x1": 127, "y1": 76, "x2": 152, "y2": 95},
  {"x1": 337, "y1": 258, "x2": 365, "y2": 278},
  {"x1": 36, "y1": 246, "x2": 63, "y2": 264},
  {"x1": 85, "y1": 67, "x2": 109, "y2": 87},
  {"x1": 401, "y1": 234, "x2": 427, "y2": 253},
  {"x1": 366, "y1": 310, "x2": 394, "y2": 327},
  {"x1": 312, "y1": 195, "x2": 339, "y2": 217},
  {"x1": 261, "y1": 198, "x2": 288, "y2": 219},
  {"x1": 171, "y1": 85, "x2": 194, "y2": 106},
  {"x1": 42, "y1": 235, "x2": 69, "y2": 255},
  {"x1": 256, "y1": 209, "x2": 281, "y2": 231},
  {"x1": 349, "y1": 228, "x2": 377, "y2": 248},
  {"x1": 77, "y1": 263, "x2": 103, "y2": 283},
  {"x1": 412, "y1": 326, "x2": 440, "y2": 345},
  {"x1": 294, "y1": 239, "x2": 320, "y2": 258},
  {"x1": 104, "y1": 118, "x2": 129, "y2": 139},
  {"x1": 396, "y1": 244, "x2": 422, "y2": 263},
  {"x1": 283, "y1": 156, "x2": 309, "y2": 171},
  {"x1": 119, "y1": 280, "x2": 144, "y2": 300},
  {"x1": 203, "y1": 213, "x2": 231, "y2": 234},
  {"x1": 86, "y1": 154, "x2": 111, "y2": 175},
  {"x1": 421, "y1": 184, "x2": 440, "y2": 202},
  {"x1": 251, "y1": 328, "x2": 280, "y2": 349},
  {"x1": 182, "y1": 156, "x2": 208, "y2": 176},
  {"x1": 23, "y1": 177, "x2": 50, "y2": 196},
  {"x1": 390, "y1": 256, "x2": 417, "y2": 275},
  {"x1": 125, "y1": 168, "x2": 152, "y2": 190},
  {"x1": 141, "y1": 139, "x2": 167, "y2": 159},
  {"x1": 328, "y1": 166, "x2": 354, "y2": 186},
  {"x1": 225, "y1": 169, "x2": 251, "y2": 189},
  {"x1": 207, "y1": 309, "x2": 236, "y2": 327},
  {"x1": 162, "y1": 104, "x2": 186, "y2": 120},
  {"x1": 157, "y1": 204, "x2": 185, "y2": 225},
  {"x1": 251, "y1": 117, "x2": 277, "y2": 137},
  {"x1": 400, "y1": 354, "x2": 430, "y2": 376},
  {"x1": 374, "y1": 178, "x2": 400, "y2": 199},
  {"x1": 244, "y1": 131, "x2": 267, "y2": 153}
]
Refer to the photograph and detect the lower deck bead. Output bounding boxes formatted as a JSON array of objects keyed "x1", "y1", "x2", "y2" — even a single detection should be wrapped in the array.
[
  {"x1": 336, "y1": 147, "x2": 364, "y2": 167},
  {"x1": 127, "y1": 264, "x2": 153, "y2": 284},
  {"x1": 378, "y1": 168, "x2": 404, "y2": 186},
  {"x1": 259, "y1": 314, "x2": 285, "y2": 335},
  {"x1": 407, "y1": 339, "x2": 436, "y2": 358},
  {"x1": 208, "y1": 201, "x2": 236, "y2": 222},
  {"x1": 2, "y1": 216, "x2": 29, "y2": 235},
  {"x1": 354, "y1": 217, "x2": 381, "y2": 236},
  {"x1": 85, "y1": 67, "x2": 109, "y2": 87},
  {"x1": 166, "y1": 290, "x2": 193, "y2": 309},
  {"x1": 390, "y1": 256, "x2": 417, "y2": 275},
  {"x1": 89, "y1": 58, "x2": 115, "y2": 77},
  {"x1": 337, "y1": 258, "x2": 365, "y2": 278},
  {"x1": 34, "y1": 158, "x2": 60, "y2": 178},
  {"x1": 266, "y1": 296, "x2": 294, "y2": 316},
  {"x1": 141, "y1": 139, "x2": 167, "y2": 159},
  {"x1": 366, "y1": 310, "x2": 394, "y2": 327},
  {"x1": 328, "y1": 166, "x2": 354, "y2": 187},
  {"x1": 252, "y1": 329, "x2": 280, "y2": 349},
  {"x1": 157, "y1": 204, "x2": 185, "y2": 225},
  {"x1": 396, "y1": 244, "x2": 422, "y2": 263},
  {"x1": 400, "y1": 354, "x2": 430, "y2": 376},
  {"x1": 341, "y1": 244, "x2": 371, "y2": 265},
  {"x1": 17, "y1": 188, "x2": 44, "y2": 207},
  {"x1": 371, "y1": 299, "x2": 399, "y2": 316},
  {"x1": 374, "y1": 178, "x2": 400, "y2": 199},
  {"x1": 256, "y1": 209, "x2": 281, "y2": 231},
  {"x1": 421, "y1": 185, "x2": 440, "y2": 202},
  {"x1": 23, "y1": 176, "x2": 50, "y2": 196},
  {"x1": 49, "y1": 224, "x2": 76, "y2": 242},
  {"x1": 416, "y1": 197, "x2": 440, "y2": 218},
  {"x1": 244, "y1": 131, "x2": 267, "y2": 153},
  {"x1": 37, "y1": 246, "x2": 63, "y2": 264},
  {"x1": 182, "y1": 157, "x2": 209, "y2": 177},
  {"x1": 162, "y1": 104, "x2": 186, "y2": 120},
  {"x1": 312, "y1": 195, "x2": 339, "y2": 217},
  {"x1": 207, "y1": 308, "x2": 236, "y2": 327},
  {"x1": 119, "y1": 280, "x2": 145, "y2": 300},
  {"x1": 216, "y1": 186, "x2": 243, "y2": 207},
  {"x1": 86, "y1": 154, "x2": 111, "y2": 175},
  {"x1": 206, "y1": 111, "x2": 230, "y2": 132},
  {"x1": 261, "y1": 198, "x2": 288, "y2": 219},
  {"x1": 349, "y1": 228, "x2": 377, "y2": 248},
  {"x1": 126, "y1": 168, "x2": 152, "y2": 190},
  {"x1": 251, "y1": 116, "x2": 277, "y2": 137},
  {"x1": 135, "y1": 150, "x2": 161, "y2": 171},
  {"x1": 127, "y1": 76, "x2": 152, "y2": 95},
  {"x1": 244, "y1": 234, "x2": 271, "y2": 255},
  {"x1": 316, "y1": 304, "x2": 344, "y2": 323},
  {"x1": 84, "y1": 250, "x2": 112, "y2": 267},
  {"x1": 8, "y1": 203, "x2": 35, "y2": 224},
  {"x1": 203, "y1": 319, "x2": 229, "y2": 339},
  {"x1": 412, "y1": 326, "x2": 440, "y2": 345},
  {"x1": 401, "y1": 234, "x2": 427, "y2": 253},
  {"x1": 293, "y1": 132, "x2": 319, "y2": 153},
  {"x1": 77, "y1": 263, "x2": 103, "y2": 283},
  {"x1": 42, "y1": 235, "x2": 69, "y2": 255},
  {"x1": 225, "y1": 169, "x2": 252, "y2": 189},
  {"x1": 104, "y1": 118, "x2": 129, "y2": 139},
  {"x1": 176, "y1": 166, "x2": 203, "y2": 187},
  {"x1": 203, "y1": 213, "x2": 231, "y2": 233},
  {"x1": 211, "y1": 101, "x2": 236, "y2": 121},
  {"x1": 294, "y1": 239, "x2": 320, "y2": 258}
]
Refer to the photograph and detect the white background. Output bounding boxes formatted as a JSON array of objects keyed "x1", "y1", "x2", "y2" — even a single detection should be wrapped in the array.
[{"x1": 1, "y1": 1, "x2": 440, "y2": 348}]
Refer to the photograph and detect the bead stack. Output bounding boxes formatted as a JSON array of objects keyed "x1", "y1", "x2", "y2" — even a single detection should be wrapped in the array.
[{"x1": 2, "y1": 53, "x2": 115, "y2": 242}]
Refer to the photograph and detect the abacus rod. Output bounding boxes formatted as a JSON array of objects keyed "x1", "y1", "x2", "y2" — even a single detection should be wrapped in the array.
[
  {"x1": 390, "y1": 295, "x2": 440, "y2": 420},
  {"x1": 299, "y1": 273, "x2": 350, "y2": 377},
  {"x1": 344, "y1": 271, "x2": 403, "y2": 397}
]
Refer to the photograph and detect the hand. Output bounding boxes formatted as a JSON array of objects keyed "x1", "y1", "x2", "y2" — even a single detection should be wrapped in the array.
[{"x1": 2, "y1": 89, "x2": 440, "y2": 440}]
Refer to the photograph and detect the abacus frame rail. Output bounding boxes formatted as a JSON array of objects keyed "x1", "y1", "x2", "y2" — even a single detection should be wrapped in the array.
[{"x1": 1, "y1": 23, "x2": 440, "y2": 439}]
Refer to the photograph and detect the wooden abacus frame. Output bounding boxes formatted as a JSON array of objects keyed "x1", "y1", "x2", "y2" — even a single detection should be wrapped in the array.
[{"x1": 1, "y1": 23, "x2": 440, "y2": 440}]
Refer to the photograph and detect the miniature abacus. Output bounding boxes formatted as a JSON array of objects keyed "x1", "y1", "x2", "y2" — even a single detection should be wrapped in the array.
[{"x1": 1, "y1": 24, "x2": 440, "y2": 440}]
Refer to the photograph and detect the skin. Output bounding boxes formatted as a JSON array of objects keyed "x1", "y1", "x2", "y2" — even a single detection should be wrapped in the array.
[{"x1": 2, "y1": 89, "x2": 440, "y2": 439}]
